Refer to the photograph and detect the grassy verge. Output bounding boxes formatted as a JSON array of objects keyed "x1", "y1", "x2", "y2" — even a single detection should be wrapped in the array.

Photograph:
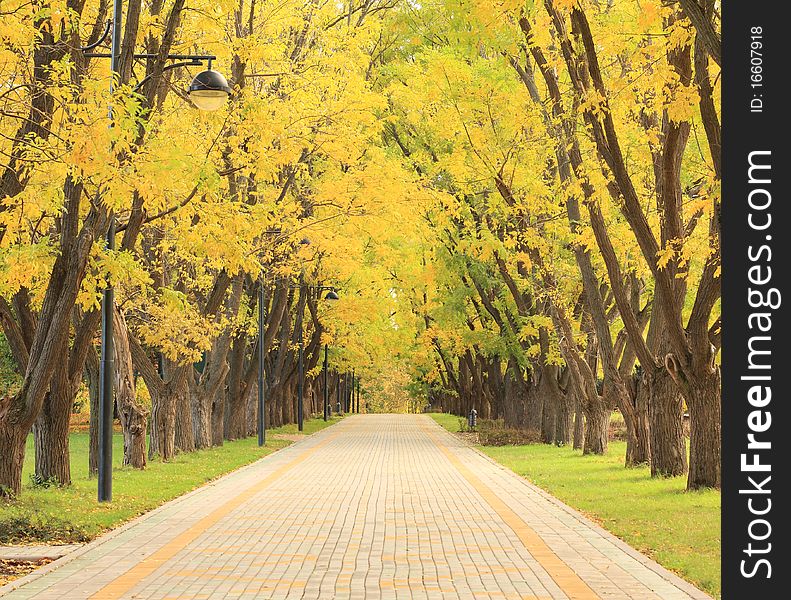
[
  {"x1": 429, "y1": 413, "x2": 720, "y2": 598},
  {"x1": 1, "y1": 416, "x2": 343, "y2": 546}
]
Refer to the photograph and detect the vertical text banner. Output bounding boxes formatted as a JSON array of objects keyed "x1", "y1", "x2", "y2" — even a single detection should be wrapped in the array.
[{"x1": 722, "y1": 1, "x2": 788, "y2": 597}]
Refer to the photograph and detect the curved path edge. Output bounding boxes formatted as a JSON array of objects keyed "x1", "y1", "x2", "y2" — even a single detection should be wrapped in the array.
[
  {"x1": 422, "y1": 417, "x2": 714, "y2": 600},
  {"x1": 0, "y1": 424, "x2": 339, "y2": 598}
]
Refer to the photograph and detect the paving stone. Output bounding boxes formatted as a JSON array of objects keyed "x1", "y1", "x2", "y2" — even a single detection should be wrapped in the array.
[{"x1": 0, "y1": 416, "x2": 712, "y2": 599}]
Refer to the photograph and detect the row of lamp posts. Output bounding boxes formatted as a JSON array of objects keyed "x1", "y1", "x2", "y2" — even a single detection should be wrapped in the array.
[
  {"x1": 91, "y1": 2, "x2": 362, "y2": 501},
  {"x1": 257, "y1": 279, "x2": 342, "y2": 444},
  {"x1": 95, "y1": 0, "x2": 233, "y2": 503}
]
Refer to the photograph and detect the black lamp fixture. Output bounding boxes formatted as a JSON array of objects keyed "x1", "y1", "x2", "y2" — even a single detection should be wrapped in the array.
[
  {"x1": 83, "y1": 6, "x2": 232, "y2": 504},
  {"x1": 324, "y1": 289, "x2": 340, "y2": 301},
  {"x1": 187, "y1": 67, "x2": 231, "y2": 111}
]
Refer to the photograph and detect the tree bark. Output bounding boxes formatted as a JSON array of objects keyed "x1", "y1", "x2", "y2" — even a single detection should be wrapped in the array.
[
  {"x1": 572, "y1": 393, "x2": 585, "y2": 450},
  {"x1": 211, "y1": 387, "x2": 224, "y2": 447},
  {"x1": 538, "y1": 365, "x2": 561, "y2": 445},
  {"x1": 683, "y1": 367, "x2": 721, "y2": 489},
  {"x1": 33, "y1": 359, "x2": 73, "y2": 486},
  {"x1": 174, "y1": 387, "x2": 194, "y2": 453},
  {"x1": 502, "y1": 359, "x2": 527, "y2": 429},
  {"x1": 625, "y1": 379, "x2": 651, "y2": 466},
  {"x1": 554, "y1": 385, "x2": 573, "y2": 446},
  {"x1": 86, "y1": 347, "x2": 100, "y2": 476},
  {"x1": 149, "y1": 384, "x2": 180, "y2": 461},
  {"x1": 583, "y1": 400, "x2": 610, "y2": 455},
  {"x1": 113, "y1": 308, "x2": 147, "y2": 469},
  {"x1": 525, "y1": 374, "x2": 543, "y2": 435},
  {"x1": 225, "y1": 334, "x2": 247, "y2": 440},
  {"x1": 646, "y1": 366, "x2": 687, "y2": 477},
  {"x1": 0, "y1": 408, "x2": 27, "y2": 497}
]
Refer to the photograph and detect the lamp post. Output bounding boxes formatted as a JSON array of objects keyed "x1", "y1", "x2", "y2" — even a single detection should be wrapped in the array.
[
  {"x1": 345, "y1": 372, "x2": 349, "y2": 413},
  {"x1": 336, "y1": 372, "x2": 342, "y2": 414},
  {"x1": 342, "y1": 372, "x2": 346, "y2": 413},
  {"x1": 257, "y1": 272, "x2": 266, "y2": 446},
  {"x1": 255, "y1": 227, "x2": 286, "y2": 447},
  {"x1": 297, "y1": 323, "x2": 304, "y2": 431},
  {"x1": 323, "y1": 345, "x2": 329, "y2": 421},
  {"x1": 94, "y1": 3, "x2": 230, "y2": 503},
  {"x1": 291, "y1": 283, "x2": 338, "y2": 431}
]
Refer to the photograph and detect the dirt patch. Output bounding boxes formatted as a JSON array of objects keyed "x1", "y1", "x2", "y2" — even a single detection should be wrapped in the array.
[
  {"x1": 452, "y1": 419, "x2": 542, "y2": 446},
  {"x1": 454, "y1": 431, "x2": 479, "y2": 445},
  {"x1": 0, "y1": 514, "x2": 92, "y2": 545},
  {"x1": 0, "y1": 558, "x2": 52, "y2": 586}
]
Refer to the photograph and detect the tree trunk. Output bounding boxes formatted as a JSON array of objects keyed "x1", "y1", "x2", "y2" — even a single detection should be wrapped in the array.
[
  {"x1": 0, "y1": 403, "x2": 28, "y2": 497},
  {"x1": 583, "y1": 400, "x2": 610, "y2": 455},
  {"x1": 540, "y1": 394, "x2": 556, "y2": 444},
  {"x1": 33, "y1": 360, "x2": 72, "y2": 486},
  {"x1": 113, "y1": 308, "x2": 147, "y2": 469},
  {"x1": 685, "y1": 368, "x2": 721, "y2": 489},
  {"x1": 192, "y1": 386, "x2": 213, "y2": 450},
  {"x1": 191, "y1": 342, "x2": 231, "y2": 449},
  {"x1": 149, "y1": 385, "x2": 180, "y2": 461},
  {"x1": 622, "y1": 378, "x2": 651, "y2": 467},
  {"x1": 226, "y1": 390, "x2": 247, "y2": 440},
  {"x1": 524, "y1": 372, "x2": 543, "y2": 435},
  {"x1": 629, "y1": 377, "x2": 652, "y2": 466},
  {"x1": 572, "y1": 391, "x2": 585, "y2": 450},
  {"x1": 647, "y1": 368, "x2": 687, "y2": 477},
  {"x1": 539, "y1": 365, "x2": 564, "y2": 445},
  {"x1": 251, "y1": 381, "x2": 263, "y2": 434},
  {"x1": 174, "y1": 387, "x2": 194, "y2": 453},
  {"x1": 225, "y1": 336, "x2": 247, "y2": 440},
  {"x1": 501, "y1": 361, "x2": 525, "y2": 429},
  {"x1": 211, "y1": 388, "x2": 224, "y2": 447},
  {"x1": 86, "y1": 348, "x2": 100, "y2": 476},
  {"x1": 554, "y1": 391, "x2": 572, "y2": 446}
]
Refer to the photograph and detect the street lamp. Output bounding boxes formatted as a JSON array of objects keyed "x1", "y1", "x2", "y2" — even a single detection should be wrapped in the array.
[
  {"x1": 93, "y1": 3, "x2": 230, "y2": 503},
  {"x1": 292, "y1": 283, "x2": 339, "y2": 431},
  {"x1": 187, "y1": 68, "x2": 231, "y2": 111},
  {"x1": 323, "y1": 345, "x2": 329, "y2": 422},
  {"x1": 336, "y1": 371, "x2": 342, "y2": 414},
  {"x1": 256, "y1": 229, "x2": 287, "y2": 447},
  {"x1": 350, "y1": 370, "x2": 355, "y2": 413},
  {"x1": 257, "y1": 275, "x2": 266, "y2": 447}
]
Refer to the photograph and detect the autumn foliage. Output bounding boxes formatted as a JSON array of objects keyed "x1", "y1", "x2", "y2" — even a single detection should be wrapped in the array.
[{"x1": 1, "y1": 0, "x2": 719, "y2": 496}]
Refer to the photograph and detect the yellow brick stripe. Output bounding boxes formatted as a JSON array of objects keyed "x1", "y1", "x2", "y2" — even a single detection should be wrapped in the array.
[
  {"x1": 422, "y1": 424, "x2": 600, "y2": 600},
  {"x1": 90, "y1": 433, "x2": 339, "y2": 600}
]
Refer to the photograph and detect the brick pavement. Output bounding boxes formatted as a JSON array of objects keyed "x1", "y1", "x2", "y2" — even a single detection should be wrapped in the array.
[{"x1": 0, "y1": 415, "x2": 712, "y2": 599}]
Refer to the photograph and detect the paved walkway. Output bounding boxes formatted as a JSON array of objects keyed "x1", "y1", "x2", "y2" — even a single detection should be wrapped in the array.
[{"x1": 0, "y1": 415, "x2": 711, "y2": 599}]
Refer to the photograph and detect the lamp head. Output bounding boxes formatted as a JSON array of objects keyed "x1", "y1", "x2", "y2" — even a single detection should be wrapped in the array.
[
  {"x1": 324, "y1": 289, "x2": 340, "y2": 302},
  {"x1": 188, "y1": 68, "x2": 230, "y2": 111}
]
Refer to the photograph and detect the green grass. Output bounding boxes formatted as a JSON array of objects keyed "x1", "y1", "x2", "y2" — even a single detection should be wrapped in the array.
[
  {"x1": 430, "y1": 413, "x2": 721, "y2": 598},
  {"x1": 0, "y1": 416, "x2": 343, "y2": 545}
]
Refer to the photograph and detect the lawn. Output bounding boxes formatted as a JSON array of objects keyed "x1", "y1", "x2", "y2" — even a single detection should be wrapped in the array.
[
  {"x1": 0, "y1": 416, "x2": 343, "y2": 545},
  {"x1": 429, "y1": 413, "x2": 721, "y2": 598}
]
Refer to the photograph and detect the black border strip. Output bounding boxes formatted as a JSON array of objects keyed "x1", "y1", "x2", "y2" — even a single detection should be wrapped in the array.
[{"x1": 722, "y1": 2, "x2": 787, "y2": 597}]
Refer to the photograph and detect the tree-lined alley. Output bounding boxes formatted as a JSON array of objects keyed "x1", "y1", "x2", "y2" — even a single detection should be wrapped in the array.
[{"x1": 1, "y1": 0, "x2": 720, "y2": 496}]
